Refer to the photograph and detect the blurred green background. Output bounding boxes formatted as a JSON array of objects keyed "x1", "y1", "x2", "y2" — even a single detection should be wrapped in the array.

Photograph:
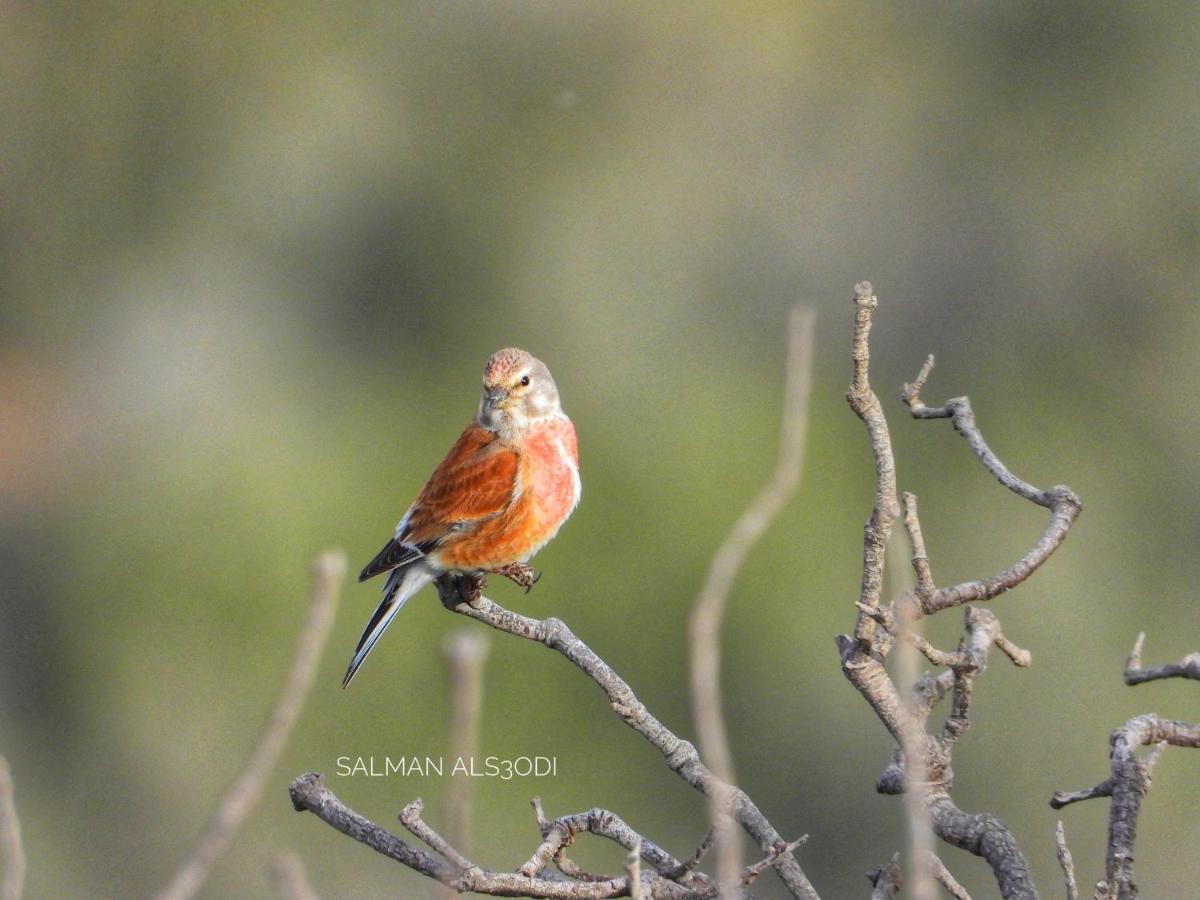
[{"x1": 2, "y1": 3, "x2": 1198, "y2": 897}]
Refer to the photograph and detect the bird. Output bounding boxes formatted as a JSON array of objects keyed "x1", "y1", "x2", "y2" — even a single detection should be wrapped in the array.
[{"x1": 342, "y1": 348, "x2": 580, "y2": 687}]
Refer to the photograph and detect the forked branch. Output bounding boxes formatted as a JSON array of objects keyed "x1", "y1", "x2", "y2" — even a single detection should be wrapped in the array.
[
  {"x1": 1051, "y1": 708, "x2": 1200, "y2": 896},
  {"x1": 1123, "y1": 632, "x2": 1200, "y2": 686},
  {"x1": 839, "y1": 282, "x2": 1082, "y2": 899}
]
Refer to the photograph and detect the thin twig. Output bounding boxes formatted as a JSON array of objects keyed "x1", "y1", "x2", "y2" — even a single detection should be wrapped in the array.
[
  {"x1": 902, "y1": 493, "x2": 935, "y2": 602},
  {"x1": 688, "y1": 305, "x2": 814, "y2": 898},
  {"x1": 1123, "y1": 632, "x2": 1200, "y2": 685},
  {"x1": 671, "y1": 828, "x2": 716, "y2": 880},
  {"x1": 269, "y1": 850, "x2": 321, "y2": 900},
  {"x1": 925, "y1": 852, "x2": 971, "y2": 900},
  {"x1": 401, "y1": 799, "x2": 478, "y2": 872},
  {"x1": 742, "y1": 837, "x2": 808, "y2": 885},
  {"x1": 1055, "y1": 821, "x2": 1079, "y2": 900},
  {"x1": 1049, "y1": 781, "x2": 1115, "y2": 809},
  {"x1": 0, "y1": 757, "x2": 25, "y2": 900},
  {"x1": 529, "y1": 805, "x2": 710, "y2": 888},
  {"x1": 157, "y1": 550, "x2": 347, "y2": 900},
  {"x1": 901, "y1": 357, "x2": 1082, "y2": 617},
  {"x1": 554, "y1": 854, "x2": 612, "y2": 883},
  {"x1": 530, "y1": 798, "x2": 660, "y2": 887}
]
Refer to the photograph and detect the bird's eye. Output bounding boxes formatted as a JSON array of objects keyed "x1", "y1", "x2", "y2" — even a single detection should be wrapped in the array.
[{"x1": 520, "y1": 375, "x2": 530, "y2": 387}]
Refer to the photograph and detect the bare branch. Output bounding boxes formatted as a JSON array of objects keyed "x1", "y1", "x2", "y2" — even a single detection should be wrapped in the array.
[
  {"x1": 157, "y1": 550, "x2": 346, "y2": 900},
  {"x1": 846, "y1": 282, "x2": 903, "y2": 647},
  {"x1": 922, "y1": 493, "x2": 1080, "y2": 615},
  {"x1": 269, "y1": 850, "x2": 320, "y2": 900},
  {"x1": 296, "y1": 774, "x2": 456, "y2": 878},
  {"x1": 903, "y1": 358, "x2": 1054, "y2": 509},
  {"x1": 742, "y1": 837, "x2": 808, "y2": 886},
  {"x1": 1052, "y1": 714, "x2": 1200, "y2": 897},
  {"x1": 289, "y1": 774, "x2": 474, "y2": 887},
  {"x1": 993, "y1": 632, "x2": 1032, "y2": 668},
  {"x1": 1055, "y1": 821, "x2": 1079, "y2": 900},
  {"x1": 402, "y1": 799, "x2": 478, "y2": 873},
  {"x1": 904, "y1": 631, "x2": 960, "y2": 669},
  {"x1": 1123, "y1": 632, "x2": 1200, "y2": 685},
  {"x1": 925, "y1": 852, "x2": 971, "y2": 900},
  {"x1": 290, "y1": 775, "x2": 701, "y2": 899},
  {"x1": 839, "y1": 287, "x2": 912, "y2": 742},
  {"x1": 528, "y1": 797, "x2": 704, "y2": 890},
  {"x1": 673, "y1": 829, "x2": 716, "y2": 880},
  {"x1": 437, "y1": 579, "x2": 817, "y2": 899},
  {"x1": 688, "y1": 305, "x2": 814, "y2": 898},
  {"x1": 553, "y1": 855, "x2": 612, "y2": 884},
  {"x1": 926, "y1": 795, "x2": 1035, "y2": 899},
  {"x1": 839, "y1": 286, "x2": 1062, "y2": 900},
  {"x1": 902, "y1": 493, "x2": 935, "y2": 602},
  {"x1": 0, "y1": 757, "x2": 25, "y2": 900},
  {"x1": 529, "y1": 805, "x2": 710, "y2": 889},
  {"x1": 900, "y1": 357, "x2": 1082, "y2": 617},
  {"x1": 1049, "y1": 781, "x2": 1114, "y2": 810},
  {"x1": 519, "y1": 818, "x2": 573, "y2": 879}
]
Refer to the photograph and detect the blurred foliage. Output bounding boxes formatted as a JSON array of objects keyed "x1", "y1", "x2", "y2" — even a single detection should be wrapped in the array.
[{"x1": 1, "y1": 3, "x2": 1198, "y2": 898}]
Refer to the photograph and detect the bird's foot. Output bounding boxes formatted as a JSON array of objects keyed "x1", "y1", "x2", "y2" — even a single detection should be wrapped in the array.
[
  {"x1": 437, "y1": 572, "x2": 488, "y2": 610},
  {"x1": 488, "y1": 562, "x2": 541, "y2": 593}
]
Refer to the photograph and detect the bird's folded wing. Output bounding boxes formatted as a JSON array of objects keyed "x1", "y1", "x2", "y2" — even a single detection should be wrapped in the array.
[
  {"x1": 358, "y1": 536, "x2": 431, "y2": 582},
  {"x1": 359, "y1": 424, "x2": 520, "y2": 582}
]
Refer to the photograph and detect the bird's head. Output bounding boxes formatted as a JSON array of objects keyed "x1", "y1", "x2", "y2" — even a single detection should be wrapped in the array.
[{"x1": 477, "y1": 348, "x2": 562, "y2": 431}]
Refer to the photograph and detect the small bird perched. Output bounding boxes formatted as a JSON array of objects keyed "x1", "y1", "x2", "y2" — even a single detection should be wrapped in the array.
[{"x1": 343, "y1": 348, "x2": 580, "y2": 687}]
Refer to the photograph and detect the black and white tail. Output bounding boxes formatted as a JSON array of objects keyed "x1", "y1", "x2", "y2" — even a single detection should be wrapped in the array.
[{"x1": 342, "y1": 561, "x2": 435, "y2": 687}]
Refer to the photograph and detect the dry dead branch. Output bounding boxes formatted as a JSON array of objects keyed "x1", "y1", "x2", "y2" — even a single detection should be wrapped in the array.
[
  {"x1": 1051, "y1": 698, "x2": 1199, "y2": 896},
  {"x1": 1054, "y1": 821, "x2": 1079, "y2": 900},
  {"x1": 292, "y1": 772, "x2": 807, "y2": 899},
  {"x1": 839, "y1": 282, "x2": 1081, "y2": 899},
  {"x1": 1123, "y1": 632, "x2": 1200, "y2": 686}
]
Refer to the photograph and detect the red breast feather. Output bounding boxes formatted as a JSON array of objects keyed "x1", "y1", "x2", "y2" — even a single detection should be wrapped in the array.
[{"x1": 435, "y1": 415, "x2": 578, "y2": 570}]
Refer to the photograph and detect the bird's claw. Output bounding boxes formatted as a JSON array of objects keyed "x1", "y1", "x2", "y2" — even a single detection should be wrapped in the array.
[
  {"x1": 489, "y1": 562, "x2": 540, "y2": 592},
  {"x1": 462, "y1": 573, "x2": 487, "y2": 608},
  {"x1": 437, "y1": 572, "x2": 487, "y2": 610}
]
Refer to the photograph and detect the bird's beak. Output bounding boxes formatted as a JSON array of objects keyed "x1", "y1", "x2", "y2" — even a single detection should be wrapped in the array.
[{"x1": 483, "y1": 389, "x2": 512, "y2": 411}]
